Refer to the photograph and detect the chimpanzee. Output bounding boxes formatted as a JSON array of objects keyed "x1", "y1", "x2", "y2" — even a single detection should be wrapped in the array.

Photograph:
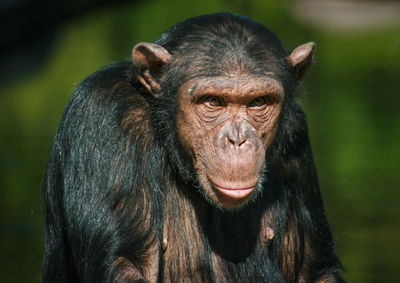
[{"x1": 43, "y1": 13, "x2": 345, "y2": 283}]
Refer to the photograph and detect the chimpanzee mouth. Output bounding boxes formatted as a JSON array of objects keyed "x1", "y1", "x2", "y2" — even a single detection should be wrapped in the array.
[{"x1": 213, "y1": 184, "x2": 256, "y2": 199}]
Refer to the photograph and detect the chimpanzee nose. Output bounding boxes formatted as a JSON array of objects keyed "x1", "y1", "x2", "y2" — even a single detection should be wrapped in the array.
[
  {"x1": 218, "y1": 120, "x2": 255, "y2": 150},
  {"x1": 227, "y1": 123, "x2": 247, "y2": 147}
]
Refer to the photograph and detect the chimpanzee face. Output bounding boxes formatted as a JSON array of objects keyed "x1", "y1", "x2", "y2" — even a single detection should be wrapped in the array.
[
  {"x1": 176, "y1": 74, "x2": 283, "y2": 208},
  {"x1": 132, "y1": 36, "x2": 314, "y2": 209}
]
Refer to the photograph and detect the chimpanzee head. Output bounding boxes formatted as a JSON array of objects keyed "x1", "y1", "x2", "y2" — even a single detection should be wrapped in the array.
[{"x1": 132, "y1": 13, "x2": 315, "y2": 209}]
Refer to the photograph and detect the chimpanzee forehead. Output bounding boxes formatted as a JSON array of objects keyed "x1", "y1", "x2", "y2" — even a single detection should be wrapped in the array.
[{"x1": 185, "y1": 75, "x2": 284, "y2": 98}]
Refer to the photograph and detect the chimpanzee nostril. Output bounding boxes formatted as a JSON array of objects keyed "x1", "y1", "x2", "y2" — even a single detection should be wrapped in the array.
[
  {"x1": 227, "y1": 135, "x2": 247, "y2": 147},
  {"x1": 238, "y1": 139, "x2": 247, "y2": 147}
]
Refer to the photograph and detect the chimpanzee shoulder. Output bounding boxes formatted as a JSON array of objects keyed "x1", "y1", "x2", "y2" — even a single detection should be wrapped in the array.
[{"x1": 61, "y1": 60, "x2": 153, "y2": 141}]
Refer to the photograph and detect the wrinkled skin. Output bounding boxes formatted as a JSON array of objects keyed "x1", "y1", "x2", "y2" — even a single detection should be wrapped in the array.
[{"x1": 177, "y1": 75, "x2": 283, "y2": 208}]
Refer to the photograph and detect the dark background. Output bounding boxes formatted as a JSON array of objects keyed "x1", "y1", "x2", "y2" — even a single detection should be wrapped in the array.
[{"x1": 1, "y1": 0, "x2": 399, "y2": 282}]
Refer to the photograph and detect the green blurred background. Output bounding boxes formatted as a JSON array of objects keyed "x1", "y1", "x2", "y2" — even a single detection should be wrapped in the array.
[{"x1": 1, "y1": 0, "x2": 399, "y2": 282}]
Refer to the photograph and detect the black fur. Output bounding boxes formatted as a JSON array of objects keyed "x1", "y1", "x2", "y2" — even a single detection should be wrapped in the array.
[{"x1": 43, "y1": 13, "x2": 344, "y2": 282}]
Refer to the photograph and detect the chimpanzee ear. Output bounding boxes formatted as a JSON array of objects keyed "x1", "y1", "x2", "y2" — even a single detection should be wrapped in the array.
[
  {"x1": 287, "y1": 42, "x2": 316, "y2": 80},
  {"x1": 132, "y1": 42, "x2": 171, "y2": 95}
]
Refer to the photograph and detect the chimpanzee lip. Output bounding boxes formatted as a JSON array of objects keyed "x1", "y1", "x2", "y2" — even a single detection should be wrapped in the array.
[{"x1": 212, "y1": 183, "x2": 256, "y2": 199}]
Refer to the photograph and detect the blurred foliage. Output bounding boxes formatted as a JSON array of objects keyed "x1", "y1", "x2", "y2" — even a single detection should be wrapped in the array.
[{"x1": 1, "y1": 0, "x2": 399, "y2": 282}]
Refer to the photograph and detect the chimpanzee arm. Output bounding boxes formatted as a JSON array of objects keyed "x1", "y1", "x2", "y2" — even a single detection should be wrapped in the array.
[{"x1": 43, "y1": 62, "x2": 160, "y2": 282}]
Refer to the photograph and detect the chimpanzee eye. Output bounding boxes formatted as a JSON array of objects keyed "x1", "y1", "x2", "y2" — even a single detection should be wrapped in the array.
[
  {"x1": 204, "y1": 95, "x2": 224, "y2": 107},
  {"x1": 248, "y1": 96, "x2": 270, "y2": 108}
]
